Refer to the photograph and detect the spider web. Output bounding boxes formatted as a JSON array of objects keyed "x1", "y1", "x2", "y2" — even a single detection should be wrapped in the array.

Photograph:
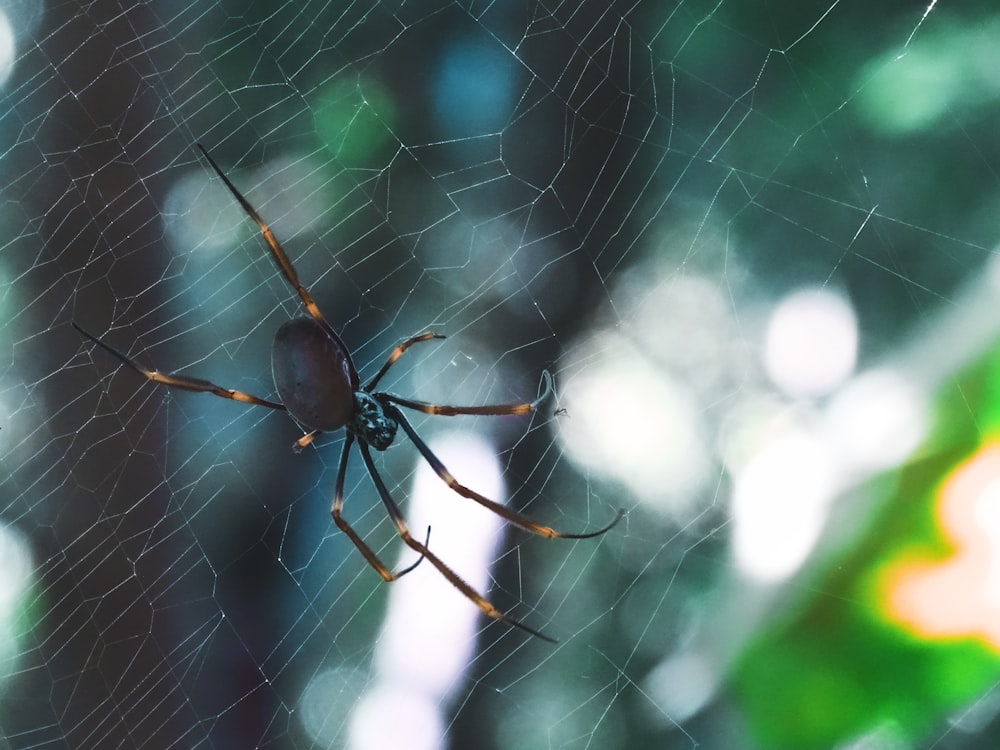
[{"x1": 3, "y1": 0, "x2": 1000, "y2": 747}]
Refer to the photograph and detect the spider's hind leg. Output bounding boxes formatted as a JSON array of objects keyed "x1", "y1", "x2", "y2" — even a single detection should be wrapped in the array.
[
  {"x1": 330, "y1": 434, "x2": 428, "y2": 581},
  {"x1": 356, "y1": 440, "x2": 557, "y2": 642}
]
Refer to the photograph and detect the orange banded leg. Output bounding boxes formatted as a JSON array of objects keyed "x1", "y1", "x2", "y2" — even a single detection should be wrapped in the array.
[
  {"x1": 365, "y1": 332, "x2": 445, "y2": 391},
  {"x1": 331, "y1": 434, "x2": 428, "y2": 581},
  {"x1": 382, "y1": 369, "x2": 554, "y2": 417},
  {"x1": 73, "y1": 323, "x2": 285, "y2": 410},
  {"x1": 195, "y1": 144, "x2": 355, "y2": 370},
  {"x1": 357, "y1": 441, "x2": 556, "y2": 642},
  {"x1": 391, "y1": 405, "x2": 624, "y2": 538}
]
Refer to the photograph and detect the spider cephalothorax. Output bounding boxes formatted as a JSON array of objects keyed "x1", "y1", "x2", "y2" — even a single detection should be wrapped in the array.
[{"x1": 350, "y1": 391, "x2": 397, "y2": 451}]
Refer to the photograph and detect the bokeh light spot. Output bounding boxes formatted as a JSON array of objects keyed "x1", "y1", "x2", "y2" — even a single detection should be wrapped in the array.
[
  {"x1": 432, "y1": 37, "x2": 517, "y2": 137},
  {"x1": 824, "y1": 368, "x2": 927, "y2": 474},
  {"x1": 732, "y1": 428, "x2": 835, "y2": 582},
  {"x1": 0, "y1": 525, "x2": 32, "y2": 678},
  {"x1": 764, "y1": 287, "x2": 857, "y2": 398},
  {"x1": 855, "y1": 18, "x2": 1000, "y2": 135},
  {"x1": 558, "y1": 332, "x2": 709, "y2": 517},
  {"x1": 312, "y1": 76, "x2": 397, "y2": 166},
  {"x1": 0, "y1": 11, "x2": 16, "y2": 89},
  {"x1": 348, "y1": 685, "x2": 443, "y2": 750},
  {"x1": 884, "y1": 443, "x2": 1000, "y2": 649},
  {"x1": 644, "y1": 650, "x2": 719, "y2": 723},
  {"x1": 299, "y1": 666, "x2": 368, "y2": 747}
]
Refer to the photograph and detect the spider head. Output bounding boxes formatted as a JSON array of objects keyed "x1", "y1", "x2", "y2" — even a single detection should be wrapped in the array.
[{"x1": 349, "y1": 391, "x2": 397, "y2": 451}]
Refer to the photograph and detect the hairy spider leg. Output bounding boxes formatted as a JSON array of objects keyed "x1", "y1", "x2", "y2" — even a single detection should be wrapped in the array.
[
  {"x1": 73, "y1": 323, "x2": 286, "y2": 411},
  {"x1": 195, "y1": 144, "x2": 359, "y2": 387},
  {"x1": 356, "y1": 439, "x2": 557, "y2": 643},
  {"x1": 331, "y1": 433, "x2": 429, "y2": 580},
  {"x1": 389, "y1": 403, "x2": 625, "y2": 539}
]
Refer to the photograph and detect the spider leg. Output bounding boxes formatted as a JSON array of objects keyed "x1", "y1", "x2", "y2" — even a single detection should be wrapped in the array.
[
  {"x1": 196, "y1": 145, "x2": 358, "y2": 379},
  {"x1": 381, "y1": 369, "x2": 554, "y2": 417},
  {"x1": 293, "y1": 429, "x2": 320, "y2": 453},
  {"x1": 390, "y1": 404, "x2": 625, "y2": 539},
  {"x1": 332, "y1": 434, "x2": 428, "y2": 580},
  {"x1": 357, "y1": 440, "x2": 557, "y2": 643},
  {"x1": 74, "y1": 323, "x2": 286, "y2": 410},
  {"x1": 197, "y1": 145, "x2": 320, "y2": 321},
  {"x1": 364, "y1": 332, "x2": 445, "y2": 391}
]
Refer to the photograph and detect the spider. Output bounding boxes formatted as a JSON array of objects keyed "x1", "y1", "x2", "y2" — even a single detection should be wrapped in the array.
[{"x1": 74, "y1": 144, "x2": 623, "y2": 642}]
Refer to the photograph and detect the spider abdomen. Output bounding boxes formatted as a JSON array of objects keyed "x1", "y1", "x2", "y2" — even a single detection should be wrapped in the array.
[{"x1": 272, "y1": 317, "x2": 355, "y2": 431}]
